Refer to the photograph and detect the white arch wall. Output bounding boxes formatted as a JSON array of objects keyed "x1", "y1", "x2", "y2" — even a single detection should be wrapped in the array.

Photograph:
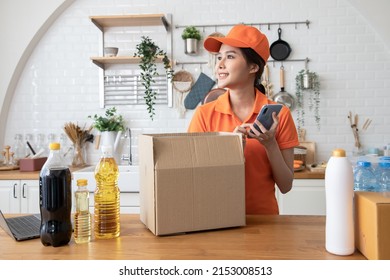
[{"x1": 0, "y1": 0, "x2": 74, "y2": 149}]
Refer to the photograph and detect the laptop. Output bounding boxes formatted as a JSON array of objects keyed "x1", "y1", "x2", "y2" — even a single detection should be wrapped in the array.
[{"x1": 0, "y1": 210, "x2": 41, "y2": 241}]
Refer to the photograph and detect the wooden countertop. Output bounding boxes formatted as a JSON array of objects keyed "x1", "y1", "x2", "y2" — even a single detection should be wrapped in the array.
[
  {"x1": 0, "y1": 214, "x2": 364, "y2": 260},
  {"x1": 294, "y1": 168, "x2": 324, "y2": 179},
  {"x1": 0, "y1": 168, "x2": 325, "y2": 180},
  {"x1": 0, "y1": 167, "x2": 86, "y2": 180},
  {"x1": 0, "y1": 169, "x2": 40, "y2": 180}
]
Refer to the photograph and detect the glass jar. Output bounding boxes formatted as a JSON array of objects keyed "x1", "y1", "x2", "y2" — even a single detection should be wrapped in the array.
[
  {"x1": 72, "y1": 142, "x2": 86, "y2": 167},
  {"x1": 12, "y1": 134, "x2": 24, "y2": 164}
]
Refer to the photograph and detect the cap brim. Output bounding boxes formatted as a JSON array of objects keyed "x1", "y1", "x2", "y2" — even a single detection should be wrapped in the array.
[{"x1": 204, "y1": 36, "x2": 250, "y2": 53}]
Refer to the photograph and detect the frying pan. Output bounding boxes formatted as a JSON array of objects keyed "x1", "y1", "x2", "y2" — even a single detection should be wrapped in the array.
[
  {"x1": 270, "y1": 28, "x2": 291, "y2": 61},
  {"x1": 272, "y1": 66, "x2": 296, "y2": 111}
]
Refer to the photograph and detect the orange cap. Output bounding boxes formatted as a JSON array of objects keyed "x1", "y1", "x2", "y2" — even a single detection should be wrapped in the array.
[{"x1": 204, "y1": 24, "x2": 270, "y2": 63}]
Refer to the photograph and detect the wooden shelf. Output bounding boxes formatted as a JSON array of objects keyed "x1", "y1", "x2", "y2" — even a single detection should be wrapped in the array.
[
  {"x1": 90, "y1": 14, "x2": 169, "y2": 31},
  {"x1": 90, "y1": 56, "x2": 165, "y2": 69},
  {"x1": 89, "y1": 13, "x2": 173, "y2": 107}
]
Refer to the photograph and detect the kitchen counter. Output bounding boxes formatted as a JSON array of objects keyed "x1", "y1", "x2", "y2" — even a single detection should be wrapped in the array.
[
  {"x1": 0, "y1": 167, "x2": 325, "y2": 180},
  {"x1": 0, "y1": 214, "x2": 364, "y2": 260},
  {"x1": 0, "y1": 167, "x2": 86, "y2": 180},
  {"x1": 0, "y1": 169, "x2": 40, "y2": 180},
  {"x1": 294, "y1": 168, "x2": 324, "y2": 179}
]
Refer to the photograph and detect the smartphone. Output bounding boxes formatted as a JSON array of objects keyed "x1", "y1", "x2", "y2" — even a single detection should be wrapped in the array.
[{"x1": 250, "y1": 104, "x2": 283, "y2": 134}]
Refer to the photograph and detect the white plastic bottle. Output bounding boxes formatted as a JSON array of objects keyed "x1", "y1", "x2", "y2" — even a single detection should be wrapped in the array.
[{"x1": 325, "y1": 148, "x2": 355, "y2": 255}]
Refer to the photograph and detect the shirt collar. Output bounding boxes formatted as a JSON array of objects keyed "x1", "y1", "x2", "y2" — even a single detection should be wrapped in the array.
[{"x1": 215, "y1": 88, "x2": 268, "y2": 115}]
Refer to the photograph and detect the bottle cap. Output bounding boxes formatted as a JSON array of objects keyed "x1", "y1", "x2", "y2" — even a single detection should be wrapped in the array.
[
  {"x1": 77, "y1": 179, "x2": 88, "y2": 186},
  {"x1": 357, "y1": 161, "x2": 371, "y2": 167},
  {"x1": 49, "y1": 142, "x2": 60, "y2": 150},
  {"x1": 378, "y1": 161, "x2": 390, "y2": 168},
  {"x1": 332, "y1": 148, "x2": 346, "y2": 157}
]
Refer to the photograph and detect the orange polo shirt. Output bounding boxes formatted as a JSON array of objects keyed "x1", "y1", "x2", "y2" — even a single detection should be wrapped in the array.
[{"x1": 188, "y1": 89, "x2": 299, "y2": 214}]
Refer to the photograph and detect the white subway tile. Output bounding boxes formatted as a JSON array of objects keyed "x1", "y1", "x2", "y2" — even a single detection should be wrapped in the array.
[{"x1": 3, "y1": 0, "x2": 390, "y2": 164}]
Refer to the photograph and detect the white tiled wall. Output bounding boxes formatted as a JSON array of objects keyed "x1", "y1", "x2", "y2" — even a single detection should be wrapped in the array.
[{"x1": 4, "y1": 0, "x2": 390, "y2": 165}]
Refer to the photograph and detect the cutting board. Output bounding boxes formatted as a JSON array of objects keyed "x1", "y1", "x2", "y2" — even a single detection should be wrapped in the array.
[
  {"x1": 0, "y1": 165, "x2": 19, "y2": 171},
  {"x1": 299, "y1": 141, "x2": 316, "y2": 165}
]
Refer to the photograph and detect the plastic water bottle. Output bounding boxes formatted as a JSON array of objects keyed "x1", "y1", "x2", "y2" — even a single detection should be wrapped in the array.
[
  {"x1": 379, "y1": 156, "x2": 390, "y2": 162},
  {"x1": 353, "y1": 161, "x2": 377, "y2": 191},
  {"x1": 374, "y1": 161, "x2": 390, "y2": 192},
  {"x1": 39, "y1": 142, "x2": 72, "y2": 247},
  {"x1": 325, "y1": 148, "x2": 355, "y2": 255},
  {"x1": 74, "y1": 179, "x2": 92, "y2": 244},
  {"x1": 94, "y1": 145, "x2": 120, "y2": 239}
]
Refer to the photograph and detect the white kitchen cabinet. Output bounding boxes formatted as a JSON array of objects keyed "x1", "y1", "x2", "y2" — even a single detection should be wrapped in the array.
[
  {"x1": 0, "y1": 180, "x2": 40, "y2": 214},
  {"x1": 276, "y1": 179, "x2": 326, "y2": 215}
]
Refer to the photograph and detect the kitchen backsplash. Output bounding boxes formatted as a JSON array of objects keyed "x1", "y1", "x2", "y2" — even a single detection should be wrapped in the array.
[{"x1": 3, "y1": 0, "x2": 390, "y2": 165}]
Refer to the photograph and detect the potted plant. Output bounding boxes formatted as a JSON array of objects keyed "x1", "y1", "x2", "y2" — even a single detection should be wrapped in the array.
[
  {"x1": 295, "y1": 69, "x2": 321, "y2": 130},
  {"x1": 134, "y1": 36, "x2": 173, "y2": 120},
  {"x1": 88, "y1": 107, "x2": 125, "y2": 132},
  {"x1": 88, "y1": 107, "x2": 126, "y2": 160},
  {"x1": 181, "y1": 26, "x2": 201, "y2": 55}
]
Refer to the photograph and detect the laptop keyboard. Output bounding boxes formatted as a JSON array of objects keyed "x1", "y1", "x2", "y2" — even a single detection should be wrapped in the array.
[{"x1": 7, "y1": 215, "x2": 40, "y2": 236}]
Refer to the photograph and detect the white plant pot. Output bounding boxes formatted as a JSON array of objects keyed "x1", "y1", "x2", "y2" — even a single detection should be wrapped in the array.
[{"x1": 100, "y1": 131, "x2": 122, "y2": 163}]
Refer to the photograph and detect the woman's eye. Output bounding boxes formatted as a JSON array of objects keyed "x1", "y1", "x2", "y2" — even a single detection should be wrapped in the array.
[{"x1": 227, "y1": 55, "x2": 234, "y2": 59}]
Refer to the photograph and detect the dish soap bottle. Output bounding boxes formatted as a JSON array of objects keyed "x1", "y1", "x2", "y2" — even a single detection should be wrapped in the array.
[
  {"x1": 94, "y1": 145, "x2": 120, "y2": 239},
  {"x1": 39, "y1": 142, "x2": 72, "y2": 247},
  {"x1": 74, "y1": 179, "x2": 92, "y2": 244},
  {"x1": 325, "y1": 148, "x2": 355, "y2": 255}
]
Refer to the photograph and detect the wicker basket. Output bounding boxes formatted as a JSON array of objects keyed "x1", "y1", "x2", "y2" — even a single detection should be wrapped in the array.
[
  {"x1": 294, "y1": 146, "x2": 307, "y2": 165},
  {"x1": 172, "y1": 70, "x2": 194, "y2": 93}
]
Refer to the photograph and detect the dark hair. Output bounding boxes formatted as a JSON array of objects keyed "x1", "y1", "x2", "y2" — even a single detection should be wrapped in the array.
[{"x1": 240, "y1": 48, "x2": 266, "y2": 94}]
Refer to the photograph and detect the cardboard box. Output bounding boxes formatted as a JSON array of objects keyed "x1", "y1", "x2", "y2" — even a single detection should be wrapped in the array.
[
  {"x1": 139, "y1": 132, "x2": 246, "y2": 236},
  {"x1": 19, "y1": 157, "x2": 47, "y2": 172},
  {"x1": 354, "y1": 192, "x2": 390, "y2": 260}
]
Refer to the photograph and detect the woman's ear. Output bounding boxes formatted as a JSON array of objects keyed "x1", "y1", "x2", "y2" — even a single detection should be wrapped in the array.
[{"x1": 249, "y1": 63, "x2": 260, "y2": 74}]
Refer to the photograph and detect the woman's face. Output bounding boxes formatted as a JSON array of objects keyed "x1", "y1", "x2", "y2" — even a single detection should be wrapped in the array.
[{"x1": 215, "y1": 44, "x2": 257, "y2": 89}]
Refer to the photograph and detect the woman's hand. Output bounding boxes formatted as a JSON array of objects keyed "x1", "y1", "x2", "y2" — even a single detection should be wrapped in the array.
[
  {"x1": 233, "y1": 124, "x2": 250, "y2": 150},
  {"x1": 247, "y1": 112, "x2": 279, "y2": 148}
]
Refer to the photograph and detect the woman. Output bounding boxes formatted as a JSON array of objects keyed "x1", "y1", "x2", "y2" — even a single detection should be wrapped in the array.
[{"x1": 188, "y1": 25, "x2": 299, "y2": 214}]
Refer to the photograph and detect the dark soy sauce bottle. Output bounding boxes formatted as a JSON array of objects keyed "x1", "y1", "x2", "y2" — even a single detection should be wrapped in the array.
[{"x1": 39, "y1": 142, "x2": 72, "y2": 247}]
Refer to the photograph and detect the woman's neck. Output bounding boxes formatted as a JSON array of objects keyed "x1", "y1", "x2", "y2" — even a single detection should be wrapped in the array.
[{"x1": 229, "y1": 86, "x2": 256, "y2": 122}]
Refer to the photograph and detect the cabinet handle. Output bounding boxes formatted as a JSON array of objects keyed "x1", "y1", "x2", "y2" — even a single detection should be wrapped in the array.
[
  {"x1": 22, "y1": 183, "x2": 27, "y2": 198},
  {"x1": 13, "y1": 183, "x2": 18, "y2": 198}
]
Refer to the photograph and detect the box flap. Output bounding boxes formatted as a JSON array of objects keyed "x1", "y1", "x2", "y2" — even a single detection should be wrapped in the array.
[
  {"x1": 356, "y1": 192, "x2": 390, "y2": 204},
  {"x1": 151, "y1": 132, "x2": 244, "y2": 169},
  {"x1": 139, "y1": 135, "x2": 156, "y2": 233}
]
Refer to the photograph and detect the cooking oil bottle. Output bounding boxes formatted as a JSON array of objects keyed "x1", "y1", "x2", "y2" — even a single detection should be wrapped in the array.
[
  {"x1": 74, "y1": 179, "x2": 92, "y2": 244},
  {"x1": 94, "y1": 145, "x2": 120, "y2": 239}
]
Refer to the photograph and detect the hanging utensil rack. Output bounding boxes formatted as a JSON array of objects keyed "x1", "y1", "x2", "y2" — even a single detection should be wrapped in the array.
[{"x1": 175, "y1": 20, "x2": 310, "y2": 30}]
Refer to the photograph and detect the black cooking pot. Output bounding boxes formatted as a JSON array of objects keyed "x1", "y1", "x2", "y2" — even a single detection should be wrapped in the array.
[{"x1": 270, "y1": 28, "x2": 291, "y2": 61}]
